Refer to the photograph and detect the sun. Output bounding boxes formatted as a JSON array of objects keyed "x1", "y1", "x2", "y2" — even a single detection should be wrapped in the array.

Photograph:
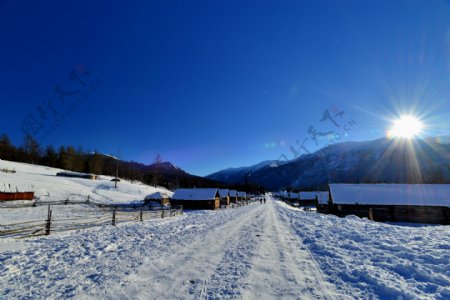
[{"x1": 388, "y1": 115, "x2": 424, "y2": 139}]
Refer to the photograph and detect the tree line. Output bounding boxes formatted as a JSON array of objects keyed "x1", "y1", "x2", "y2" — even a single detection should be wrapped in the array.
[{"x1": 0, "y1": 133, "x2": 219, "y2": 189}]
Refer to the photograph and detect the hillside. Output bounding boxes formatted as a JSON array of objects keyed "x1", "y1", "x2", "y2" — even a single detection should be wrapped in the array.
[
  {"x1": 0, "y1": 159, "x2": 172, "y2": 205},
  {"x1": 207, "y1": 137, "x2": 450, "y2": 190}
]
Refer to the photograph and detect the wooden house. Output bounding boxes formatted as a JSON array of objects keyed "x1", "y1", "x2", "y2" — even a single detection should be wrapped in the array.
[
  {"x1": 271, "y1": 192, "x2": 280, "y2": 199},
  {"x1": 237, "y1": 191, "x2": 246, "y2": 203},
  {"x1": 322, "y1": 184, "x2": 450, "y2": 224},
  {"x1": 144, "y1": 192, "x2": 171, "y2": 207},
  {"x1": 276, "y1": 191, "x2": 289, "y2": 201},
  {"x1": 171, "y1": 188, "x2": 221, "y2": 210},
  {"x1": 0, "y1": 183, "x2": 34, "y2": 201},
  {"x1": 218, "y1": 189, "x2": 230, "y2": 206},
  {"x1": 287, "y1": 192, "x2": 299, "y2": 205},
  {"x1": 228, "y1": 190, "x2": 238, "y2": 204},
  {"x1": 299, "y1": 192, "x2": 319, "y2": 207},
  {"x1": 316, "y1": 191, "x2": 330, "y2": 211}
]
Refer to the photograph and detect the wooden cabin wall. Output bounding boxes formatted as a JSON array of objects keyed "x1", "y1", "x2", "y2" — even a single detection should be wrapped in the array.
[{"x1": 321, "y1": 204, "x2": 449, "y2": 225}]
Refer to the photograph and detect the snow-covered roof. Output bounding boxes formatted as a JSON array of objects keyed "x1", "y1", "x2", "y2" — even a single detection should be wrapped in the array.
[
  {"x1": 229, "y1": 190, "x2": 238, "y2": 197},
  {"x1": 0, "y1": 183, "x2": 34, "y2": 193},
  {"x1": 218, "y1": 189, "x2": 229, "y2": 198},
  {"x1": 237, "y1": 191, "x2": 246, "y2": 197},
  {"x1": 172, "y1": 188, "x2": 219, "y2": 201},
  {"x1": 299, "y1": 192, "x2": 318, "y2": 200},
  {"x1": 288, "y1": 192, "x2": 299, "y2": 199},
  {"x1": 329, "y1": 184, "x2": 450, "y2": 207},
  {"x1": 317, "y1": 191, "x2": 330, "y2": 204},
  {"x1": 145, "y1": 192, "x2": 169, "y2": 200}
]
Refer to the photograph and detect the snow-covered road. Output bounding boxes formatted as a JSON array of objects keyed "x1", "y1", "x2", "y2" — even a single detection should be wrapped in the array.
[{"x1": 108, "y1": 198, "x2": 340, "y2": 300}]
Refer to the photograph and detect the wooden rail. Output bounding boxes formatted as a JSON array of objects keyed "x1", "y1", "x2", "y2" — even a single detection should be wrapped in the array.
[{"x1": 0, "y1": 205, "x2": 183, "y2": 239}]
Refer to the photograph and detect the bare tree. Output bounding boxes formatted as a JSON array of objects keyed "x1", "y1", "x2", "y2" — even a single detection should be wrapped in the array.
[{"x1": 154, "y1": 153, "x2": 163, "y2": 164}]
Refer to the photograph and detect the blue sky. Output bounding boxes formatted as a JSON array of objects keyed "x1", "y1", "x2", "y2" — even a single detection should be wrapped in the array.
[{"x1": 1, "y1": 0, "x2": 450, "y2": 175}]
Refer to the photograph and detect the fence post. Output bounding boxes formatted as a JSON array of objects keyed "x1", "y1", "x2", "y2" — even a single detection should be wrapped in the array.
[
  {"x1": 86, "y1": 195, "x2": 90, "y2": 204},
  {"x1": 45, "y1": 205, "x2": 52, "y2": 235},
  {"x1": 140, "y1": 210, "x2": 143, "y2": 222},
  {"x1": 112, "y1": 210, "x2": 116, "y2": 226}
]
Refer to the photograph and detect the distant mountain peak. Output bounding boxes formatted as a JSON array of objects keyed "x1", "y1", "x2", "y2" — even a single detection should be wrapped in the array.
[{"x1": 207, "y1": 136, "x2": 450, "y2": 189}]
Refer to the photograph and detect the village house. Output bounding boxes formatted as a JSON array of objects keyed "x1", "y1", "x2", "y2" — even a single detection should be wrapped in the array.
[
  {"x1": 299, "y1": 191, "x2": 319, "y2": 207},
  {"x1": 237, "y1": 191, "x2": 246, "y2": 203},
  {"x1": 287, "y1": 192, "x2": 299, "y2": 205},
  {"x1": 171, "y1": 188, "x2": 221, "y2": 210},
  {"x1": 316, "y1": 191, "x2": 330, "y2": 211},
  {"x1": 218, "y1": 189, "x2": 230, "y2": 206},
  {"x1": 144, "y1": 192, "x2": 171, "y2": 208},
  {"x1": 228, "y1": 190, "x2": 238, "y2": 204},
  {"x1": 321, "y1": 184, "x2": 450, "y2": 224},
  {"x1": 0, "y1": 183, "x2": 34, "y2": 201}
]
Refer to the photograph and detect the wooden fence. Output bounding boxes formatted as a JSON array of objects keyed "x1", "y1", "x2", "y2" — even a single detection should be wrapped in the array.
[{"x1": 0, "y1": 205, "x2": 183, "y2": 239}]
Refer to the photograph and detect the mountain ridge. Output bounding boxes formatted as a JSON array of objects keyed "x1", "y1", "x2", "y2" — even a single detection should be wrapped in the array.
[{"x1": 206, "y1": 136, "x2": 450, "y2": 190}]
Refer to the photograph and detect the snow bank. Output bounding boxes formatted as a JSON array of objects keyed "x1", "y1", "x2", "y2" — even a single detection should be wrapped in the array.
[{"x1": 275, "y1": 200, "x2": 450, "y2": 299}]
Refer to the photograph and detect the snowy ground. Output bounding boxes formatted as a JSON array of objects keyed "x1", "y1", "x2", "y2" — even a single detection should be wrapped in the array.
[
  {"x1": 0, "y1": 160, "x2": 171, "y2": 205},
  {"x1": 1, "y1": 196, "x2": 449, "y2": 299},
  {"x1": 0, "y1": 160, "x2": 172, "y2": 224},
  {"x1": 277, "y1": 200, "x2": 450, "y2": 300}
]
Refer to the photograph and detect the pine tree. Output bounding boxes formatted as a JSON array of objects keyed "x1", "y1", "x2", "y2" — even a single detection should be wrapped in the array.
[
  {"x1": 41, "y1": 145, "x2": 59, "y2": 168},
  {"x1": 0, "y1": 134, "x2": 15, "y2": 160},
  {"x1": 58, "y1": 146, "x2": 71, "y2": 170},
  {"x1": 23, "y1": 134, "x2": 41, "y2": 164},
  {"x1": 88, "y1": 151, "x2": 104, "y2": 174}
]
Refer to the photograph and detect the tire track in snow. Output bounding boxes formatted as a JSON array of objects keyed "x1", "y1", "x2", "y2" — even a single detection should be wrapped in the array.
[
  {"x1": 241, "y1": 199, "x2": 345, "y2": 300},
  {"x1": 202, "y1": 209, "x2": 266, "y2": 299},
  {"x1": 96, "y1": 203, "x2": 265, "y2": 299}
]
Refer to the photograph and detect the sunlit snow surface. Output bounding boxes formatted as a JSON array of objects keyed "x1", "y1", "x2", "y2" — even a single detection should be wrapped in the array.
[{"x1": 277, "y1": 201, "x2": 450, "y2": 300}]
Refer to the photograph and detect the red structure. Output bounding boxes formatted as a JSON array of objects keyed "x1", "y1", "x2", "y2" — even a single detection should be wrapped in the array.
[{"x1": 0, "y1": 184, "x2": 35, "y2": 201}]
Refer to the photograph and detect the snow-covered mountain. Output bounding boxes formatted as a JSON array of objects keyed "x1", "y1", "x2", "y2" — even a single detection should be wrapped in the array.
[
  {"x1": 206, "y1": 160, "x2": 279, "y2": 184},
  {"x1": 207, "y1": 136, "x2": 450, "y2": 190}
]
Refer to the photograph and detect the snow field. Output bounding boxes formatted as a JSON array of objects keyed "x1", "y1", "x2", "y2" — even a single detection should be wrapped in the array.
[
  {"x1": 275, "y1": 200, "x2": 450, "y2": 300},
  {"x1": 0, "y1": 160, "x2": 172, "y2": 207}
]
